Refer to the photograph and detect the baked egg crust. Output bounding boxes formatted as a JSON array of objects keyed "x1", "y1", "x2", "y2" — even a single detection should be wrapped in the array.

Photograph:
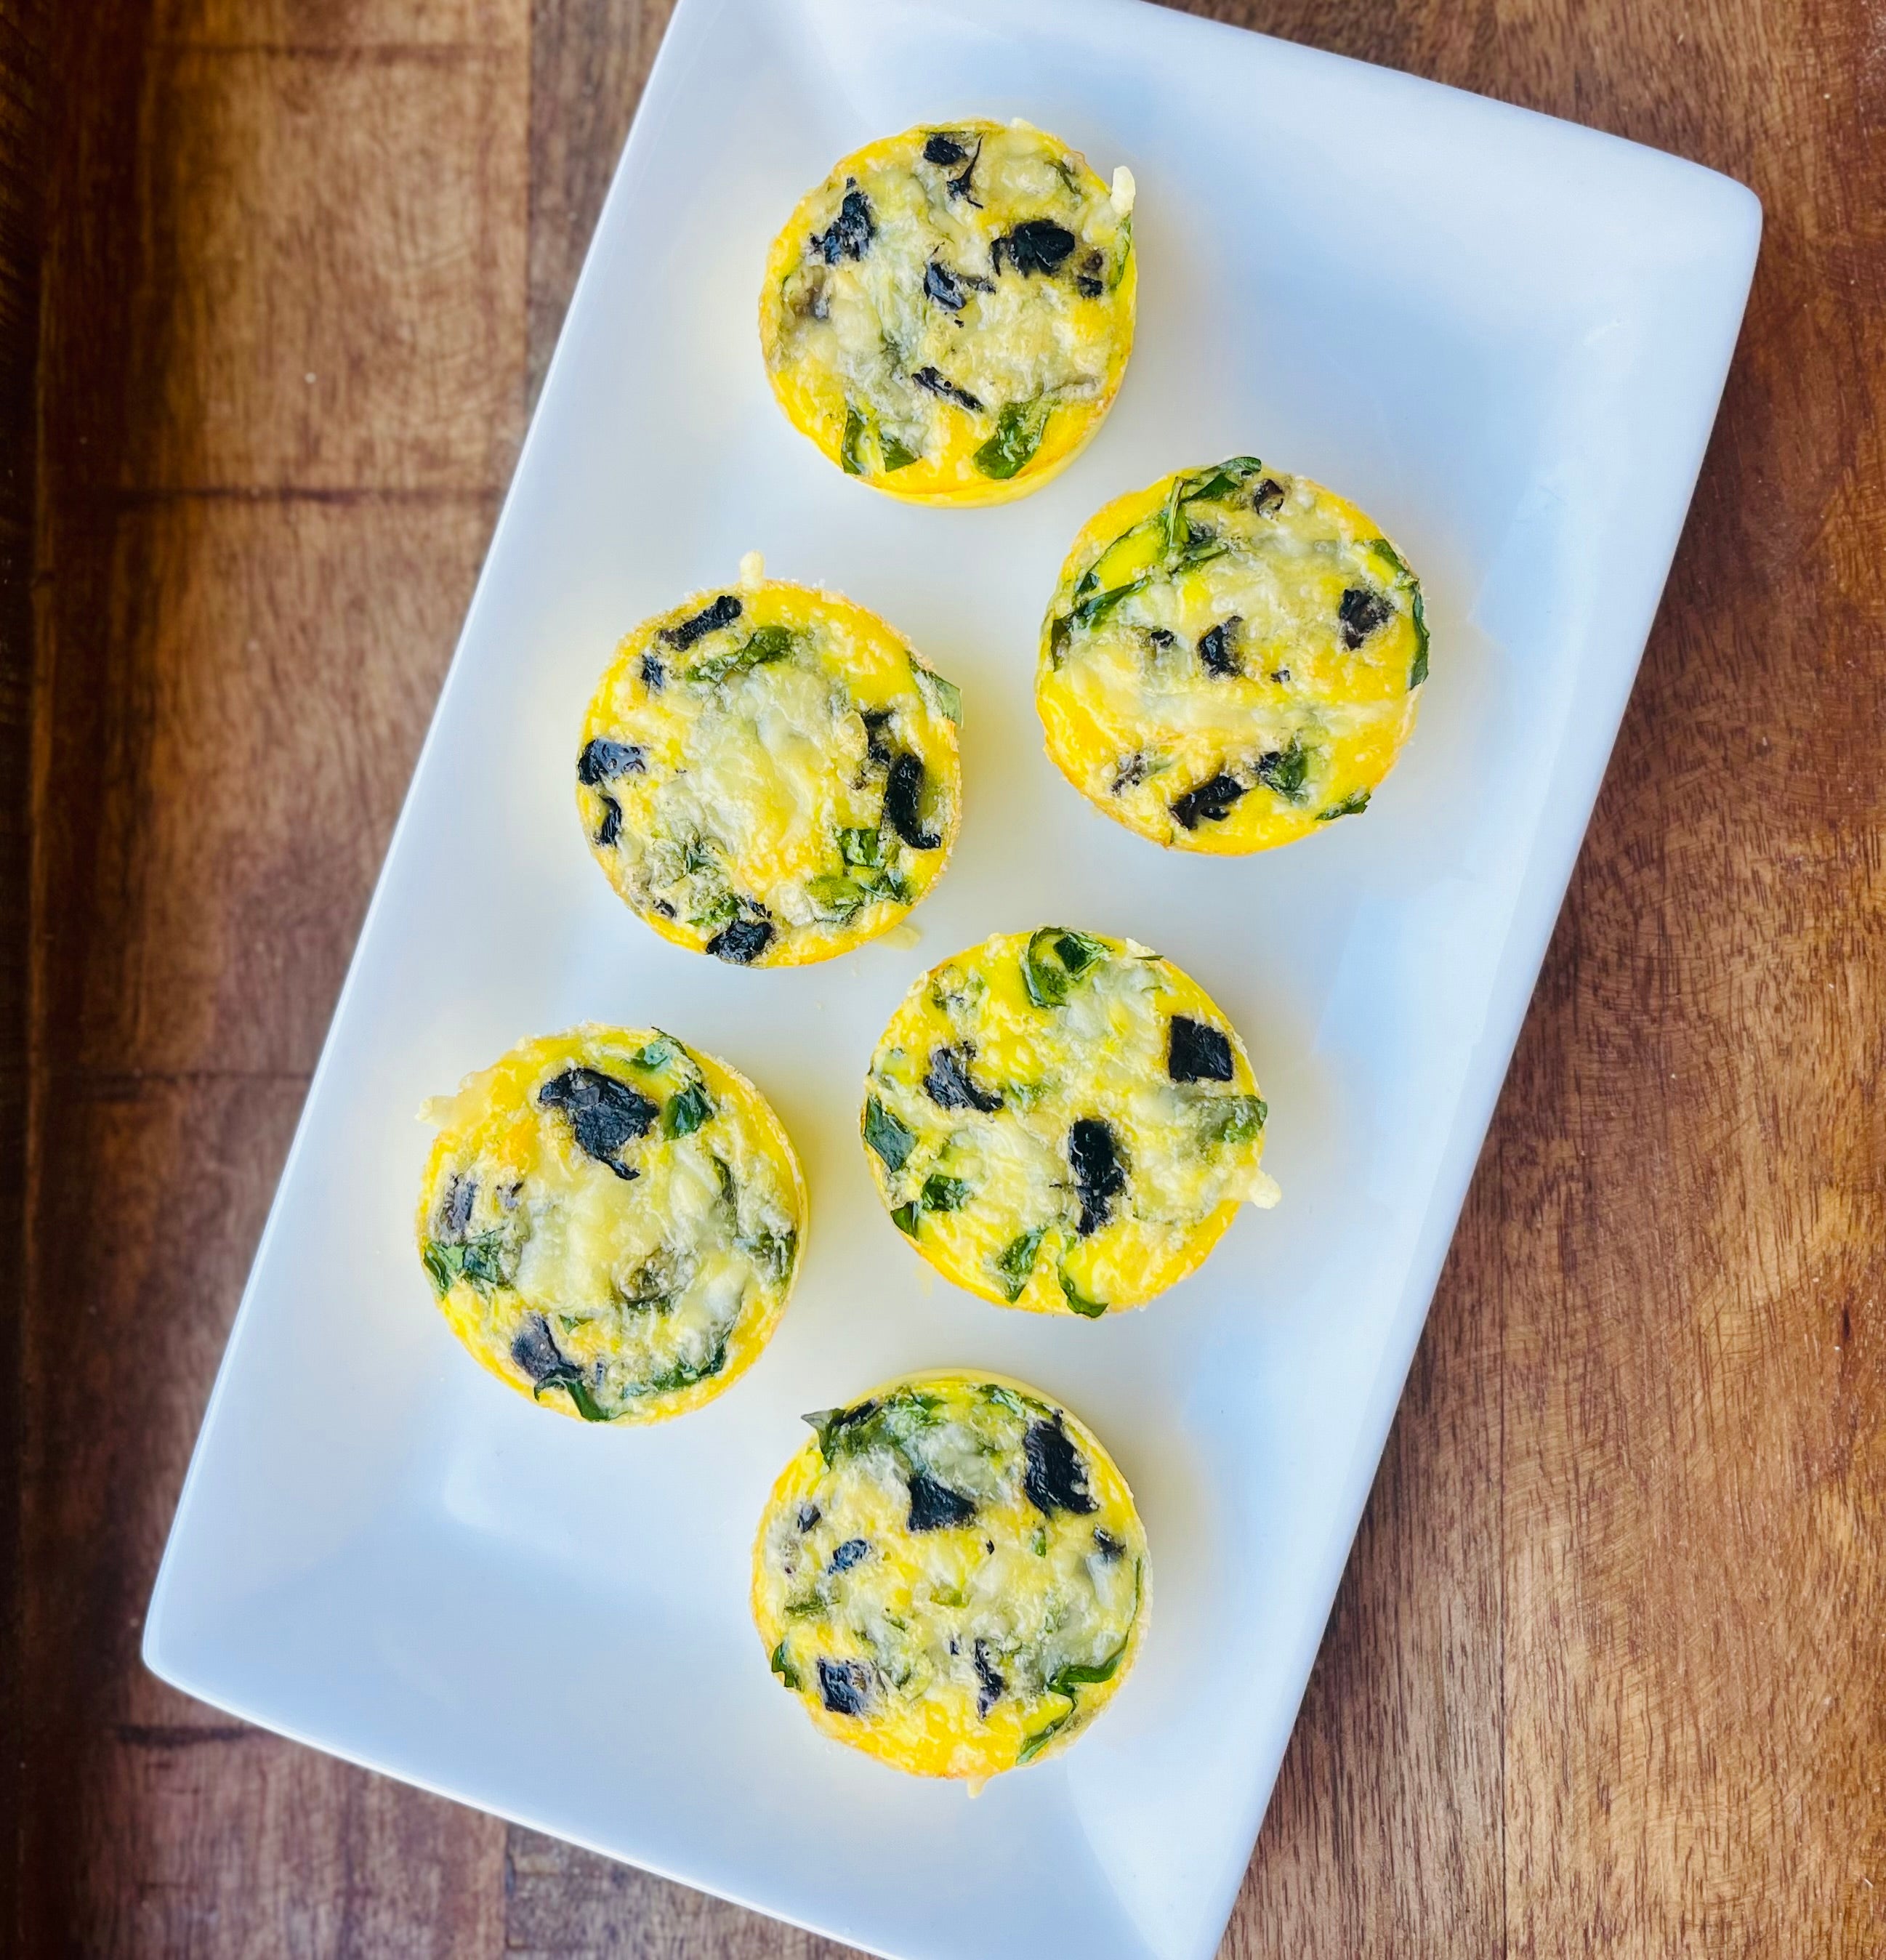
[
  {"x1": 417, "y1": 1025, "x2": 805, "y2": 1423},
  {"x1": 753, "y1": 1371, "x2": 1148, "y2": 1780},
  {"x1": 760, "y1": 119, "x2": 1136, "y2": 504},
  {"x1": 861, "y1": 929, "x2": 1278, "y2": 1315},
  {"x1": 1037, "y1": 457, "x2": 1430, "y2": 852},
  {"x1": 577, "y1": 565, "x2": 962, "y2": 966}
]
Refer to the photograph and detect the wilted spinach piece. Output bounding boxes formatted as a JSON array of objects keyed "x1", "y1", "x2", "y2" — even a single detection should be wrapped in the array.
[
  {"x1": 1016, "y1": 1571, "x2": 1142, "y2": 1765},
  {"x1": 890, "y1": 1201, "x2": 921, "y2": 1236},
  {"x1": 1255, "y1": 737, "x2": 1311, "y2": 802},
  {"x1": 993, "y1": 219, "x2": 1077, "y2": 276},
  {"x1": 1180, "y1": 456, "x2": 1265, "y2": 504},
  {"x1": 993, "y1": 1227, "x2": 1047, "y2": 1303},
  {"x1": 537, "y1": 1068, "x2": 658, "y2": 1179},
  {"x1": 1369, "y1": 536, "x2": 1409, "y2": 578},
  {"x1": 879, "y1": 429, "x2": 921, "y2": 471},
  {"x1": 706, "y1": 916, "x2": 773, "y2": 964},
  {"x1": 737, "y1": 1225, "x2": 797, "y2": 1288},
  {"x1": 1167, "y1": 1015, "x2": 1233, "y2": 1083},
  {"x1": 1171, "y1": 773, "x2": 1246, "y2": 830},
  {"x1": 973, "y1": 398, "x2": 1050, "y2": 480},
  {"x1": 1068, "y1": 1118, "x2": 1125, "y2": 1237},
  {"x1": 818, "y1": 1658, "x2": 871, "y2": 1716},
  {"x1": 1316, "y1": 788, "x2": 1372, "y2": 822},
  {"x1": 1022, "y1": 926, "x2": 1108, "y2": 1008},
  {"x1": 690, "y1": 624, "x2": 794, "y2": 686},
  {"x1": 1197, "y1": 616, "x2": 1241, "y2": 677},
  {"x1": 923, "y1": 1045, "x2": 1001, "y2": 1113},
  {"x1": 630, "y1": 1037, "x2": 675, "y2": 1070},
  {"x1": 422, "y1": 1228, "x2": 515, "y2": 1299},
  {"x1": 906, "y1": 1469, "x2": 978, "y2": 1533},
  {"x1": 807, "y1": 868, "x2": 908, "y2": 924},
  {"x1": 577, "y1": 737, "x2": 645, "y2": 786},
  {"x1": 1058, "y1": 1268, "x2": 1107, "y2": 1318},
  {"x1": 911, "y1": 658, "x2": 962, "y2": 725},
  {"x1": 841, "y1": 404, "x2": 868, "y2": 475},
  {"x1": 829, "y1": 1537, "x2": 869, "y2": 1573},
  {"x1": 1199, "y1": 1094, "x2": 1267, "y2": 1148},
  {"x1": 1410, "y1": 589, "x2": 1430, "y2": 688},
  {"x1": 769, "y1": 1640, "x2": 801, "y2": 1691},
  {"x1": 663, "y1": 1081, "x2": 712, "y2": 1137},
  {"x1": 919, "y1": 1173, "x2": 969, "y2": 1213},
  {"x1": 595, "y1": 794, "x2": 621, "y2": 849},
  {"x1": 804, "y1": 1398, "x2": 880, "y2": 1462},
  {"x1": 973, "y1": 1639, "x2": 1006, "y2": 1717},
  {"x1": 863, "y1": 1095, "x2": 915, "y2": 1174},
  {"x1": 1024, "y1": 1413, "x2": 1098, "y2": 1516},
  {"x1": 1338, "y1": 585, "x2": 1394, "y2": 649},
  {"x1": 911, "y1": 365, "x2": 984, "y2": 413},
  {"x1": 659, "y1": 593, "x2": 741, "y2": 650},
  {"x1": 637, "y1": 1333, "x2": 730, "y2": 1397},
  {"x1": 811, "y1": 184, "x2": 875, "y2": 263},
  {"x1": 884, "y1": 751, "x2": 940, "y2": 850}
]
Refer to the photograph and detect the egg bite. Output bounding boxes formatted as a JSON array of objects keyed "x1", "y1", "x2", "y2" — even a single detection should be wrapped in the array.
[
  {"x1": 577, "y1": 561, "x2": 962, "y2": 967},
  {"x1": 860, "y1": 928, "x2": 1278, "y2": 1316},
  {"x1": 416, "y1": 1025, "x2": 805, "y2": 1422},
  {"x1": 1036, "y1": 456, "x2": 1430, "y2": 852},
  {"x1": 759, "y1": 119, "x2": 1137, "y2": 504},
  {"x1": 754, "y1": 1371, "x2": 1148, "y2": 1781}
]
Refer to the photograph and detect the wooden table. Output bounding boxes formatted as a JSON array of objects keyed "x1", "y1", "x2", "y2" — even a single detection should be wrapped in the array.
[{"x1": 7, "y1": 1, "x2": 1882, "y2": 1952}]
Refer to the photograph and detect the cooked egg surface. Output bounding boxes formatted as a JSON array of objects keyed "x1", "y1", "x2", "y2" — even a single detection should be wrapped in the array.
[
  {"x1": 753, "y1": 1372, "x2": 1148, "y2": 1780},
  {"x1": 760, "y1": 120, "x2": 1137, "y2": 505},
  {"x1": 861, "y1": 929, "x2": 1278, "y2": 1315},
  {"x1": 577, "y1": 574, "x2": 962, "y2": 967},
  {"x1": 1036, "y1": 458, "x2": 1429, "y2": 852},
  {"x1": 417, "y1": 1026, "x2": 805, "y2": 1423}
]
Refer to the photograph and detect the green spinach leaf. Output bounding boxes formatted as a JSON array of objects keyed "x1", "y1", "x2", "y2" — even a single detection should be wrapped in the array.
[
  {"x1": 664, "y1": 1081, "x2": 713, "y2": 1137},
  {"x1": 1022, "y1": 927, "x2": 1109, "y2": 1008},
  {"x1": 863, "y1": 1095, "x2": 914, "y2": 1174},
  {"x1": 1315, "y1": 788, "x2": 1371, "y2": 823},
  {"x1": 993, "y1": 1227, "x2": 1047, "y2": 1302},
  {"x1": 974, "y1": 399, "x2": 1051, "y2": 480}
]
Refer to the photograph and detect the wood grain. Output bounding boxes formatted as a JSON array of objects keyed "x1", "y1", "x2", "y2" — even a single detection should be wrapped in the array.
[{"x1": 12, "y1": 0, "x2": 1885, "y2": 1953}]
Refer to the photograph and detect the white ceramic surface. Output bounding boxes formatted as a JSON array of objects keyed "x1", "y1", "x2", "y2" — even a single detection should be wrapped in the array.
[{"x1": 143, "y1": 1, "x2": 1760, "y2": 1954}]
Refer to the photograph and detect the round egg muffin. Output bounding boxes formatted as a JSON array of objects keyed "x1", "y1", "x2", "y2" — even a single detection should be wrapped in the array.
[
  {"x1": 759, "y1": 119, "x2": 1137, "y2": 504},
  {"x1": 754, "y1": 1371, "x2": 1148, "y2": 1781},
  {"x1": 1036, "y1": 456, "x2": 1430, "y2": 852},
  {"x1": 416, "y1": 1025, "x2": 805, "y2": 1423},
  {"x1": 861, "y1": 928, "x2": 1278, "y2": 1316},
  {"x1": 577, "y1": 561, "x2": 962, "y2": 966}
]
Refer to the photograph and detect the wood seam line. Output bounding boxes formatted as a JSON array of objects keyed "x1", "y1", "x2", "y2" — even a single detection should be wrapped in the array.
[
  {"x1": 64, "y1": 486, "x2": 502, "y2": 507},
  {"x1": 148, "y1": 43, "x2": 518, "y2": 65}
]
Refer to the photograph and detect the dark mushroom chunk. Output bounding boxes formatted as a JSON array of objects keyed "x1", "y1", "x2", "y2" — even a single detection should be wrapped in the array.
[
  {"x1": 1075, "y1": 249, "x2": 1105, "y2": 299},
  {"x1": 1068, "y1": 1117, "x2": 1126, "y2": 1237},
  {"x1": 922, "y1": 132, "x2": 969, "y2": 166},
  {"x1": 796, "y1": 1504, "x2": 821, "y2": 1532},
  {"x1": 924, "y1": 259, "x2": 966, "y2": 310},
  {"x1": 651, "y1": 898, "x2": 676, "y2": 919},
  {"x1": 829, "y1": 1537, "x2": 869, "y2": 1573},
  {"x1": 1171, "y1": 773, "x2": 1247, "y2": 830},
  {"x1": 577, "y1": 737, "x2": 645, "y2": 786},
  {"x1": 973, "y1": 1639, "x2": 1006, "y2": 1717},
  {"x1": 509, "y1": 1312, "x2": 567, "y2": 1384},
  {"x1": 595, "y1": 794, "x2": 622, "y2": 850},
  {"x1": 1252, "y1": 477, "x2": 1286, "y2": 515},
  {"x1": 1112, "y1": 752, "x2": 1150, "y2": 794},
  {"x1": 640, "y1": 653, "x2": 665, "y2": 692},
  {"x1": 1093, "y1": 1528, "x2": 1126, "y2": 1562},
  {"x1": 537, "y1": 1067, "x2": 658, "y2": 1178},
  {"x1": 1197, "y1": 616, "x2": 1242, "y2": 677},
  {"x1": 1146, "y1": 626, "x2": 1177, "y2": 651},
  {"x1": 922, "y1": 1044, "x2": 1002, "y2": 1113},
  {"x1": 1024, "y1": 1414, "x2": 1098, "y2": 1516},
  {"x1": 706, "y1": 916, "x2": 774, "y2": 965},
  {"x1": 860, "y1": 707, "x2": 894, "y2": 768},
  {"x1": 659, "y1": 593, "x2": 741, "y2": 650},
  {"x1": 911, "y1": 365, "x2": 985, "y2": 413},
  {"x1": 817, "y1": 1658, "x2": 871, "y2": 1716},
  {"x1": 1339, "y1": 586, "x2": 1394, "y2": 649},
  {"x1": 906, "y1": 1469, "x2": 978, "y2": 1533},
  {"x1": 884, "y1": 751, "x2": 940, "y2": 850},
  {"x1": 993, "y1": 219, "x2": 1078, "y2": 276},
  {"x1": 811, "y1": 183, "x2": 875, "y2": 263},
  {"x1": 1168, "y1": 1015, "x2": 1234, "y2": 1084},
  {"x1": 440, "y1": 1173, "x2": 476, "y2": 1239}
]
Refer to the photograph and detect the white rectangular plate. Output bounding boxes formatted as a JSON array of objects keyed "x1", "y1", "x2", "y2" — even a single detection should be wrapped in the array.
[{"x1": 145, "y1": 1, "x2": 1759, "y2": 1955}]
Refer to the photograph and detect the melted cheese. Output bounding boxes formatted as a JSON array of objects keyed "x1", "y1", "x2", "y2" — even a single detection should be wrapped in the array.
[
  {"x1": 760, "y1": 120, "x2": 1136, "y2": 505},
  {"x1": 860, "y1": 929, "x2": 1278, "y2": 1315},
  {"x1": 416, "y1": 1025, "x2": 805, "y2": 1422},
  {"x1": 751, "y1": 1372, "x2": 1148, "y2": 1780},
  {"x1": 1036, "y1": 459, "x2": 1429, "y2": 852},
  {"x1": 577, "y1": 570, "x2": 962, "y2": 967}
]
